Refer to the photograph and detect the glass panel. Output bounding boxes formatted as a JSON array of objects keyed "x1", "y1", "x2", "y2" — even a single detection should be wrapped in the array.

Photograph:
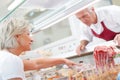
[
  {"x1": 0, "y1": 0, "x2": 110, "y2": 29},
  {"x1": 0, "y1": 0, "x2": 25, "y2": 22},
  {"x1": 3, "y1": 0, "x2": 98, "y2": 33},
  {"x1": 32, "y1": 19, "x2": 72, "y2": 48},
  {"x1": 31, "y1": 0, "x2": 98, "y2": 33}
]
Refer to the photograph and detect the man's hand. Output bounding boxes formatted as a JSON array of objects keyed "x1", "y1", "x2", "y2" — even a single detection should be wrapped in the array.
[
  {"x1": 76, "y1": 44, "x2": 86, "y2": 55},
  {"x1": 114, "y1": 34, "x2": 120, "y2": 46},
  {"x1": 76, "y1": 40, "x2": 89, "y2": 55}
]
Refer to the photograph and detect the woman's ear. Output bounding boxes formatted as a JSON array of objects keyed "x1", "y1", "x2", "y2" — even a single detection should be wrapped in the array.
[
  {"x1": 15, "y1": 34, "x2": 20, "y2": 38},
  {"x1": 14, "y1": 34, "x2": 22, "y2": 46},
  {"x1": 14, "y1": 34, "x2": 21, "y2": 40}
]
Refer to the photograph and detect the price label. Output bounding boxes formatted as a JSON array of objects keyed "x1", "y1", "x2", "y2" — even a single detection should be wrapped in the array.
[{"x1": 53, "y1": 77, "x2": 68, "y2": 80}]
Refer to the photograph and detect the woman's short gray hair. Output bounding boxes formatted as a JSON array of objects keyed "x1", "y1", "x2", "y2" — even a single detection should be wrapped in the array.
[{"x1": 0, "y1": 18, "x2": 32, "y2": 50}]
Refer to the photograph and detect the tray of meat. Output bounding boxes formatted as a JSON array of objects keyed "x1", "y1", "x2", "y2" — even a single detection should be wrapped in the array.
[{"x1": 93, "y1": 46, "x2": 116, "y2": 69}]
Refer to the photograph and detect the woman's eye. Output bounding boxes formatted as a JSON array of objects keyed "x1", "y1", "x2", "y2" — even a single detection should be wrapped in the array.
[{"x1": 26, "y1": 33, "x2": 30, "y2": 35}]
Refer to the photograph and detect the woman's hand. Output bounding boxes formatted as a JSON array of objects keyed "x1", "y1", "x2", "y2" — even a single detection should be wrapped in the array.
[{"x1": 63, "y1": 59, "x2": 77, "y2": 67}]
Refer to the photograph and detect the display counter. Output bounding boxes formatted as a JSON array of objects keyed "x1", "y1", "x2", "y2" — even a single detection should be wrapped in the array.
[{"x1": 24, "y1": 40, "x2": 120, "y2": 80}]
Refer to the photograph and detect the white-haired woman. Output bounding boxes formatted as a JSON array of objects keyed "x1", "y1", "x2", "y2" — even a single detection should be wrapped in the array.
[{"x1": 0, "y1": 18, "x2": 76, "y2": 80}]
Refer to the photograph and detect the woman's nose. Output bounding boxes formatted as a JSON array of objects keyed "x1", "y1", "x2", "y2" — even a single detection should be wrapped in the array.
[
  {"x1": 31, "y1": 39, "x2": 34, "y2": 42},
  {"x1": 29, "y1": 34, "x2": 34, "y2": 42}
]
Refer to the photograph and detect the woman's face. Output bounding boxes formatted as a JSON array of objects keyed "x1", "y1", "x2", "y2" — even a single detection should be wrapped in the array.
[{"x1": 16, "y1": 30, "x2": 33, "y2": 51}]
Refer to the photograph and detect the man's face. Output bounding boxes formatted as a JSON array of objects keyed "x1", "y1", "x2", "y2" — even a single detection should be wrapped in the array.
[
  {"x1": 16, "y1": 30, "x2": 33, "y2": 51},
  {"x1": 76, "y1": 8, "x2": 95, "y2": 26}
]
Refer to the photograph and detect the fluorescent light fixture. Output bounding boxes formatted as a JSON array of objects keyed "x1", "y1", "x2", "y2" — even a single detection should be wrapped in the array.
[{"x1": 8, "y1": 0, "x2": 24, "y2": 10}]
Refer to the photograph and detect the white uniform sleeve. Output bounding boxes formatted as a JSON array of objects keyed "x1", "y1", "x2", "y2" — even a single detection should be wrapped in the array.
[
  {"x1": 1, "y1": 56, "x2": 25, "y2": 80},
  {"x1": 111, "y1": 5, "x2": 120, "y2": 26},
  {"x1": 104, "y1": 5, "x2": 120, "y2": 32},
  {"x1": 79, "y1": 24, "x2": 93, "y2": 42}
]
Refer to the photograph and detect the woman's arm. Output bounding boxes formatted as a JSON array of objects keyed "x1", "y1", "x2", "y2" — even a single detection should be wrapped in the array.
[
  {"x1": 9, "y1": 78, "x2": 22, "y2": 80},
  {"x1": 23, "y1": 58, "x2": 76, "y2": 71}
]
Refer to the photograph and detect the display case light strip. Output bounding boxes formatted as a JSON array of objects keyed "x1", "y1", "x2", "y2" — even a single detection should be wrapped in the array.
[{"x1": 8, "y1": 0, "x2": 24, "y2": 10}]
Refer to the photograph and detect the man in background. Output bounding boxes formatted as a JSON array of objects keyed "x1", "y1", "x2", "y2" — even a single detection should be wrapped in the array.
[{"x1": 75, "y1": 5, "x2": 120, "y2": 55}]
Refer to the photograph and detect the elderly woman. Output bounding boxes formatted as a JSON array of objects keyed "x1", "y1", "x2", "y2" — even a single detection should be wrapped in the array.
[{"x1": 0, "y1": 18, "x2": 76, "y2": 80}]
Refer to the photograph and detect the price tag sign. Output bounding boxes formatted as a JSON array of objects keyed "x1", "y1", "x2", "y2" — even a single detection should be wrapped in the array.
[{"x1": 53, "y1": 77, "x2": 68, "y2": 80}]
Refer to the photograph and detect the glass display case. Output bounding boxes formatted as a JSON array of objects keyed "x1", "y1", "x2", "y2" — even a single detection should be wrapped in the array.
[
  {"x1": 0, "y1": 0, "x2": 99, "y2": 28},
  {"x1": 0, "y1": 0, "x2": 113, "y2": 58},
  {"x1": 0, "y1": 0, "x2": 112, "y2": 31},
  {"x1": 30, "y1": 0, "x2": 100, "y2": 33}
]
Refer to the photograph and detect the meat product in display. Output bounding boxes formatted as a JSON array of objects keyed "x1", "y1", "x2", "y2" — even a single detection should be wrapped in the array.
[{"x1": 93, "y1": 46, "x2": 116, "y2": 69}]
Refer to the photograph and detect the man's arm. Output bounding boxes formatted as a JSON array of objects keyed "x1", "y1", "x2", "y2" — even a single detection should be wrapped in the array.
[{"x1": 23, "y1": 58, "x2": 76, "y2": 71}]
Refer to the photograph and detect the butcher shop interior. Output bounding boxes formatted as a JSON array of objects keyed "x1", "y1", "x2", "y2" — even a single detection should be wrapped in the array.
[{"x1": 0, "y1": 0, "x2": 120, "y2": 80}]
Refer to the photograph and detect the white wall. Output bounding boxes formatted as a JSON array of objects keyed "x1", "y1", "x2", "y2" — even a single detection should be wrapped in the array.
[{"x1": 112, "y1": 0, "x2": 120, "y2": 5}]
